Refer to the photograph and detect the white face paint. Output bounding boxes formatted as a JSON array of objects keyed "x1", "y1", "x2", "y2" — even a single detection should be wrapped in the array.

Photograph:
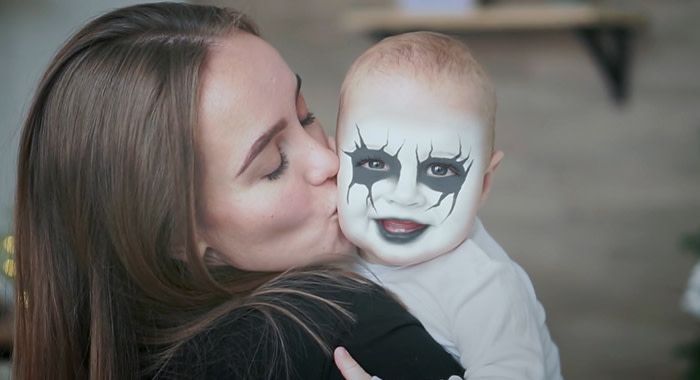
[{"x1": 337, "y1": 74, "x2": 489, "y2": 266}]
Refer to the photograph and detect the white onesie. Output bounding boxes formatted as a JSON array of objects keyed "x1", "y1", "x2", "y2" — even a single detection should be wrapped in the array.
[{"x1": 356, "y1": 218, "x2": 562, "y2": 380}]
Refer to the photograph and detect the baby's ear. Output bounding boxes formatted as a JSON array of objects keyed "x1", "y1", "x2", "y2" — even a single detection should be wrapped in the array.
[{"x1": 480, "y1": 150, "x2": 504, "y2": 206}]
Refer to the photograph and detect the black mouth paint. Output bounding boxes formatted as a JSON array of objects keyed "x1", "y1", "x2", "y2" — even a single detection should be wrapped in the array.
[
  {"x1": 375, "y1": 220, "x2": 428, "y2": 244},
  {"x1": 344, "y1": 125, "x2": 402, "y2": 210},
  {"x1": 416, "y1": 140, "x2": 473, "y2": 219}
]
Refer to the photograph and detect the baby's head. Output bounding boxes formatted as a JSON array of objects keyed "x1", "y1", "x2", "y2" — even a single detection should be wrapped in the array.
[{"x1": 336, "y1": 31, "x2": 503, "y2": 266}]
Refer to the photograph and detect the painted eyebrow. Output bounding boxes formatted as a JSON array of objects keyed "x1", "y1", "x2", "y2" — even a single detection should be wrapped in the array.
[
  {"x1": 236, "y1": 118, "x2": 288, "y2": 177},
  {"x1": 295, "y1": 73, "x2": 302, "y2": 100}
]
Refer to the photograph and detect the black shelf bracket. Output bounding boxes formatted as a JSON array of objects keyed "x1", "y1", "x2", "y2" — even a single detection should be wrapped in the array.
[{"x1": 577, "y1": 26, "x2": 635, "y2": 104}]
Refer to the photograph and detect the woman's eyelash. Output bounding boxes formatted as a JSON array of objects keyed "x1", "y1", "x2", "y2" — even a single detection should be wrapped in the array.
[
  {"x1": 263, "y1": 110, "x2": 313, "y2": 182},
  {"x1": 299, "y1": 112, "x2": 316, "y2": 127},
  {"x1": 266, "y1": 151, "x2": 288, "y2": 181}
]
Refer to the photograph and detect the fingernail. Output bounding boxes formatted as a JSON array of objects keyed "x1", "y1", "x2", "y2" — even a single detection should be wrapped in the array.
[{"x1": 336, "y1": 346, "x2": 348, "y2": 358}]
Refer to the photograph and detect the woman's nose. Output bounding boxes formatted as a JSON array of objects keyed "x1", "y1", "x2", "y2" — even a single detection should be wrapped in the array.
[
  {"x1": 386, "y1": 169, "x2": 426, "y2": 207},
  {"x1": 303, "y1": 134, "x2": 339, "y2": 186}
]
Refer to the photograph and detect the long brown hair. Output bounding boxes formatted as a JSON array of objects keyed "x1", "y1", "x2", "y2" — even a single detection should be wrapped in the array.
[{"x1": 14, "y1": 3, "x2": 359, "y2": 379}]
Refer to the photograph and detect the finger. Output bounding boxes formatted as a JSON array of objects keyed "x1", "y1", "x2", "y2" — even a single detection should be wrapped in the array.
[{"x1": 334, "y1": 346, "x2": 372, "y2": 380}]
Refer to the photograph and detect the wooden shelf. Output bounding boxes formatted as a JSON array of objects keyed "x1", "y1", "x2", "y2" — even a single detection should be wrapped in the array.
[{"x1": 343, "y1": 4, "x2": 646, "y2": 33}]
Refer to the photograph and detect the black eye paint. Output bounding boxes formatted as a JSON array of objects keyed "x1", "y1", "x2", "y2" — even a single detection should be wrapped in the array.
[
  {"x1": 344, "y1": 125, "x2": 402, "y2": 210},
  {"x1": 416, "y1": 140, "x2": 473, "y2": 219}
]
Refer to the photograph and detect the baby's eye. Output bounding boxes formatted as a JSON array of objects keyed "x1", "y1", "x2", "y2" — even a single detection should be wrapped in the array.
[
  {"x1": 360, "y1": 159, "x2": 388, "y2": 171},
  {"x1": 428, "y1": 164, "x2": 456, "y2": 177}
]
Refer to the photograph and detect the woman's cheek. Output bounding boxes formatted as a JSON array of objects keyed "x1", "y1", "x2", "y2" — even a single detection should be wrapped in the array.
[{"x1": 262, "y1": 181, "x2": 313, "y2": 232}]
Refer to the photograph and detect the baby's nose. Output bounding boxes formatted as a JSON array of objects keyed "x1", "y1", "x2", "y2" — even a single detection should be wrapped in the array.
[{"x1": 386, "y1": 169, "x2": 426, "y2": 207}]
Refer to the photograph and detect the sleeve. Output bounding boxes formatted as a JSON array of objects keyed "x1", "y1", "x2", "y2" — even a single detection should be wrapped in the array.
[
  {"x1": 447, "y1": 257, "x2": 547, "y2": 380},
  {"x1": 470, "y1": 219, "x2": 562, "y2": 379},
  {"x1": 341, "y1": 286, "x2": 465, "y2": 380}
]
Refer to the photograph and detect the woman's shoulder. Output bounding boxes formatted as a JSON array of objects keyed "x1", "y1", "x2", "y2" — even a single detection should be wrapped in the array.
[
  {"x1": 155, "y1": 274, "x2": 386, "y2": 379},
  {"x1": 155, "y1": 273, "x2": 463, "y2": 380}
]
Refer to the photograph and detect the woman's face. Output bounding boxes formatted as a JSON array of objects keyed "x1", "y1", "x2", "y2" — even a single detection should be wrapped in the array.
[{"x1": 196, "y1": 32, "x2": 352, "y2": 271}]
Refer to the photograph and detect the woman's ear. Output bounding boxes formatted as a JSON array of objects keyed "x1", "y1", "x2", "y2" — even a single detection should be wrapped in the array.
[
  {"x1": 195, "y1": 232, "x2": 209, "y2": 259},
  {"x1": 195, "y1": 227, "x2": 229, "y2": 266},
  {"x1": 480, "y1": 150, "x2": 504, "y2": 206}
]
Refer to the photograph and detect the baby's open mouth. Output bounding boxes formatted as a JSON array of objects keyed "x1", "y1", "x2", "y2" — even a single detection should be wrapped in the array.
[{"x1": 376, "y1": 219, "x2": 428, "y2": 244}]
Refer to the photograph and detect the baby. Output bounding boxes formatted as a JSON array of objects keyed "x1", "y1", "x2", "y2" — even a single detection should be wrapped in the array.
[{"x1": 336, "y1": 32, "x2": 562, "y2": 379}]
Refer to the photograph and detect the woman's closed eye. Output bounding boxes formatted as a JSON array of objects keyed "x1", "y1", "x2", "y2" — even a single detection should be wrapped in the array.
[
  {"x1": 263, "y1": 111, "x2": 316, "y2": 181},
  {"x1": 265, "y1": 151, "x2": 288, "y2": 181},
  {"x1": 299, "y1": 111, "x2": 316, "y2": 127}
]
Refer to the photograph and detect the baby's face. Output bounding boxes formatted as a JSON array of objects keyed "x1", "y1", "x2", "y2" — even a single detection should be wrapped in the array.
[{"x1": 337, "y1": 74, "x2": 488, "y2": 266}]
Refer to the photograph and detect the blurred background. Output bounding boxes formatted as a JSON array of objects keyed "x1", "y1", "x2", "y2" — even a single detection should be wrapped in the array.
[{"x1": 1, "y1": 0, "x2": 699, "y2": 379}]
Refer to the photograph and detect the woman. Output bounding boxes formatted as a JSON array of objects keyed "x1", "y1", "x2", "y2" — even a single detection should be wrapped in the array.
[{"x1": 13, "y1": 3, "x2": 463, "y2": 379}]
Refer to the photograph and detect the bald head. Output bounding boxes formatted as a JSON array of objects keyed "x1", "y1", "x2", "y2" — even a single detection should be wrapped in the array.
[{"x1": 339, "y1": 31, "x2": 496, "y2": 153}]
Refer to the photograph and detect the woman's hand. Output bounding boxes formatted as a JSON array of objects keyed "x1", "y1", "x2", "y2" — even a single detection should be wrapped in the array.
[
  {"x1": 334, "y1": 347, "x2": 376, "y2": 380},
  {"x1": 334, "y1": 346, "x2": 464, "y2": 380}
]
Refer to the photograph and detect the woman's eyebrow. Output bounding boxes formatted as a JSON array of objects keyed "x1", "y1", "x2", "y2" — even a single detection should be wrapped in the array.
[{"x1": 237, "y1": 119, "x2": 288, "y2": 177}]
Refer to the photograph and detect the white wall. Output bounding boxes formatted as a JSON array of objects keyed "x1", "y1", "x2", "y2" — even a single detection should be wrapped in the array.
[{"x1": 0, "y1": 0, "x2": 185, "y2": 235}]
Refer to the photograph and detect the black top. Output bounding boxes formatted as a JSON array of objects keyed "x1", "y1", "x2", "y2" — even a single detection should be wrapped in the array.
[{"x1": 156, "y1": 282, "x2": 463, "y2": 380}]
